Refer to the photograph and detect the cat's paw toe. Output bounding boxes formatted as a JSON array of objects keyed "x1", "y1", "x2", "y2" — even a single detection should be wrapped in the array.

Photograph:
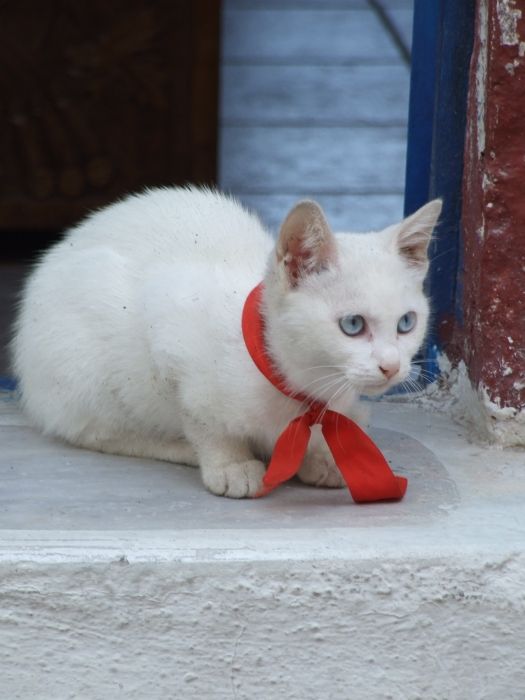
[
  {"x1": 298, "y1": 453, "x2": 345, "y2": 488},
  {"x1": 202, "y1": 460, "x2": 266, "y2": 499}
]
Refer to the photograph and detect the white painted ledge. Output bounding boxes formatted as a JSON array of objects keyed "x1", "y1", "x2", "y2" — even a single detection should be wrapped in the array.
[
  {"x1": 1, "y1": 395, "x2": 525, "y2": 699},
  {"x1": 429, "y1": 356, "x2": 525, "y2": 448}
]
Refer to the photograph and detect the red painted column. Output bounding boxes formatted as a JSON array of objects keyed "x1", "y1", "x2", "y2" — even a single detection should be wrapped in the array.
[{"x1": 459, "y1": 0, "x2": 525, "y2": 419}]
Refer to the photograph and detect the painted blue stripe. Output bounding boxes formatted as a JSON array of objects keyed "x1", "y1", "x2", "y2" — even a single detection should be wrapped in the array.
[
  {"x1": 404, "y1": 0, "x2": 440, "y2": 218},
  {"x1": 404, "y1": 0, "x2": 475, "y2": 383},
  {"x1": 427, "y1": 0, "x2": 474, "y2": 356}
]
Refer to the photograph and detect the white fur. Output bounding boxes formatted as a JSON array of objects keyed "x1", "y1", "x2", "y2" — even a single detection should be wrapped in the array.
[{"x1": 11, "y1": 187, "x2": 441, "y2": 497}]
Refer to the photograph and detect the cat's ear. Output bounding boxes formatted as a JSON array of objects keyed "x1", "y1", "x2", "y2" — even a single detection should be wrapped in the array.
[
  {"x1": 394, "y1": 199, "x2": 442, "y2": 273},
  {"x1": 276, "y1": 200, "x2": 338, "y2": 286}
]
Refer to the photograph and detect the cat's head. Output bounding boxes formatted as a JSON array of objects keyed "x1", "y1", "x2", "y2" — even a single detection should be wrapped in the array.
[{"x1": 263, "y1": 198, "x2": 442, "y2": 404}]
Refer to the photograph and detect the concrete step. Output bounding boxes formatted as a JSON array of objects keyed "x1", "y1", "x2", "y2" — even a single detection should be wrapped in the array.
[{"x1": 1, "y1": 392, "x2": 524, "y2": 699}]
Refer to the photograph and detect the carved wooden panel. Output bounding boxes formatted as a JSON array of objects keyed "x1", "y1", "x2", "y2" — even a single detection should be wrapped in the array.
[{"x1": 0, "y1": 0, "x2": 220, "y2": 232}]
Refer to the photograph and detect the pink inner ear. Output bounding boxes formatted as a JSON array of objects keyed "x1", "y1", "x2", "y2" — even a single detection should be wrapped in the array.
[
  {"x1": 285, "y1": 232, "x2": 314, "y2": 284},
  {"x1": 277, "y1": 201, "x2": 337, "y2": 285},
  {"x1": 398, "y1": 230, "x2": 430, "y2": 268}
]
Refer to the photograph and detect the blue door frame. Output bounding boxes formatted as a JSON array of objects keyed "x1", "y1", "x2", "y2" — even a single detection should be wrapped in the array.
[{"x1": 404, "y1": 0, "x2": 475, "y2": 383}]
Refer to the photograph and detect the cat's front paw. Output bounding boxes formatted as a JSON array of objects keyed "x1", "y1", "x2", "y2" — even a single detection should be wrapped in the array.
[
  {"x1": 298, "y1": 450, "x2": 345, "y2": 488},
  {"x1": 201, "y1": 460, "x2": 266, "y2": 499}
]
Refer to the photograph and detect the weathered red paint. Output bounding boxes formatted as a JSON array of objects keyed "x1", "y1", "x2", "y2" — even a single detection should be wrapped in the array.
[{"x1": 460, "y1": 0, "x2": 525, "y2": 409}]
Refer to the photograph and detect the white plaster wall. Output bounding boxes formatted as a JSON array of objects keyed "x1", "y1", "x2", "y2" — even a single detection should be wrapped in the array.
[{"x1": 2, "y1": 553, "x2": 525, "y2": 700}]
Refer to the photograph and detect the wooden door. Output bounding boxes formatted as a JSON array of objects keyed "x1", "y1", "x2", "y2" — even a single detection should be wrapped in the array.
[{"x1": 0, "y1": 0, "x2": 220, "y2": 241}]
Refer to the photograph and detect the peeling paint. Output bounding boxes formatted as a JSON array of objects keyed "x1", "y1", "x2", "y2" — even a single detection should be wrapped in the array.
[
  {"x1": 426, "y1": 357, "x2": 525, "y2": 447},
  {"x1": 505, "y1": 57, "x2": 522, "y2": 74},
  {"x1": 476, "y1": 223, "x2": 485, "y2": 240},
  {"x1": 476, "y1": 0, "x2": 489, "y2": 157},
  {"x1": 497, "y1": 0, "x2": 522, "y2": 45}
]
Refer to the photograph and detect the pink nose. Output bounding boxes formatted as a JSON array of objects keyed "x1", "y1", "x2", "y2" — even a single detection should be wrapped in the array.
[{"x1": 379, "y1": 362, "x2": 400, "y2": 380}]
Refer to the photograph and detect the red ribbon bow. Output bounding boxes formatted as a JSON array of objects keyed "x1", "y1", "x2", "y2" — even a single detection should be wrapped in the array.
[{"x1": 242, "y1": 283, "x2": 407, "y2": 503}]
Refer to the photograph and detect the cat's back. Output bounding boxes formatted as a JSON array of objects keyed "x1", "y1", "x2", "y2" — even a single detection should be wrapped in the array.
[
  {"x1": 11, "y1": 187, "x2": 272, "y2": 438},
  {"x1": 63, "y1": 186, "x2": 272, "y2": 268}
]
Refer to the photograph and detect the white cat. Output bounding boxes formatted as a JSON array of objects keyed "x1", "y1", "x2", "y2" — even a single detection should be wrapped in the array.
[{"x1": 11, "y1": 187, "x2": 441, "y2": 498}]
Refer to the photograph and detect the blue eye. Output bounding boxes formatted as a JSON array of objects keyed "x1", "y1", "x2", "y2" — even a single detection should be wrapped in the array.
[
  {"x1": 339, "y1": 314, "x2": 365, "y2": 337},
  {"x1": 397, "y1": 312, "x2": 417, "y2": 334}
]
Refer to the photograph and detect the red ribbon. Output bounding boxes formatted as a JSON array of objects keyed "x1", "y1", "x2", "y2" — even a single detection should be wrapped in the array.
[{"x1": 242, "y1": 283, "x2": 407, "y2": 503}]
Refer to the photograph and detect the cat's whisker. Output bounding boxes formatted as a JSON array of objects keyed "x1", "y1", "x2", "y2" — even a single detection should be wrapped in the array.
[
  {"x1": 334, "y1": 408, "x2": 345, "y2": 453},
  {"x1": 409, "y1": 361, "x2": 439, "y2": 382},
  {"x1": 396, "y1": 384, "x2": 414, "y2": 395},
  {"x1": 397, "y1": 374, "x2": 417, "y2": 389},
  {"x1": 397, "y1": 375, "x2": 424, "y2": 394},
  {"x1": 323, "y1": 377, "x2": 353, "y2": 419},
  {"x1": 294, "y1": 371, "x2": 345, "y2": 393},
  {"x1": 410, "y1": 368, "x2": 440, "y2": 379},
  {"x1": 284, "y1": 374, "x2": 345, "y2": 417},
  {"x1": 429, "y1": 245, "x2": 457, "y2": 264},
  {"x1": 287, "y1": 376, "x2": 347, "y2": 454},
  {"x1": 410, "y1": 365, "x2": 433, "y2": 376},
  {"x1": 405, "y1": 372, "x2": 423, "y2": 386},
  {"x1": 296, "y1": 376, "x2": 344, "y2": 421},
  {"x1": 278, "y1": 370, "x2": 336, "y2": 404},
  {"x1": 309, "y1": 377, "x2": 348, "y2": 408},
  {"x1": 327, "y1": 379, "x2": 354, "y2": 451},
  {"x1": 314, "y1": 376, "x2": 348, "y2": 399}
]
